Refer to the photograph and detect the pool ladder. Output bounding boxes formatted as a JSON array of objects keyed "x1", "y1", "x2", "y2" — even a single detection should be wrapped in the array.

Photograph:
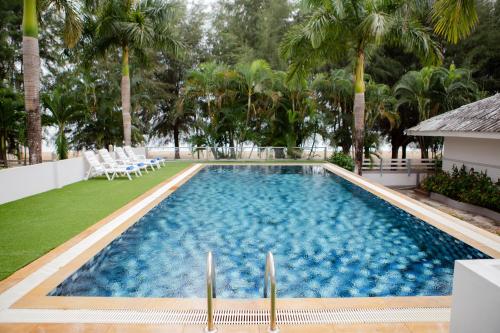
[
  {"x1": 205, "y1": 251, "x2": 279, "y2": 333},
  {"x1": 206, "y1": 251, "x2": 216, "y2": 333}
]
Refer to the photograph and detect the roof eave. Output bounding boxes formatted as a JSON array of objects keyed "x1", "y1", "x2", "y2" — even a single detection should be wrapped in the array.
[{"x1": 405, "y1": 130, "x2": 500, "y2": 139}]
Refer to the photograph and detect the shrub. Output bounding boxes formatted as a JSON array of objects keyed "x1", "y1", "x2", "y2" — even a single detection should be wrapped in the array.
[
  {"x1": 328, "y1": 152, "x2": 355, "y2": 172},
  {"x1": 422, "y1": 165, "x2": 500, "y2": 213}
]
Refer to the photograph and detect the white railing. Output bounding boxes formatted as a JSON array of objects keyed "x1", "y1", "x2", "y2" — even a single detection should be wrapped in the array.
[
  {"x1": 362, "y1": 158, "x2": 437, "y2": 175},
  {"x1": 146, "y1": 146, "x2": 331, "y2": 161}
]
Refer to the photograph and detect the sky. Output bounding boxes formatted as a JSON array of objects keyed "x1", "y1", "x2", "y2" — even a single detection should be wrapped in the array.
[{"x1": 188, "y1": 0, "x2": 217, "y2": 11}]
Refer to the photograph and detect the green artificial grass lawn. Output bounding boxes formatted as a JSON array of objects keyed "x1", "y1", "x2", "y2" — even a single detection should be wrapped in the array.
[{"x1": 0, "y1": 161, "x2": 192, "y2": 281}]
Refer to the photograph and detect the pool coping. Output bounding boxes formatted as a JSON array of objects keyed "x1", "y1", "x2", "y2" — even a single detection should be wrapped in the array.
[{"x1": 0, "y1": 162, "x2": 499, "y2": 324}]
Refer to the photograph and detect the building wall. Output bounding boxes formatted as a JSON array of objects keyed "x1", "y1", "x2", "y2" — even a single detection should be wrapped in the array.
[{"x1": 443, "y1": 137, "x2": 500, "y2": 182}]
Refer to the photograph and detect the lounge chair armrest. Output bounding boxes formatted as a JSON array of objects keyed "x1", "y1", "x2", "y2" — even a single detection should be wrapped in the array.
[
  {"x1": 136, "y1": 154, "x2": 146, "y2": 159},
  {"x1": 102, "y1": 161, "x2": 114, "y2": 168}
]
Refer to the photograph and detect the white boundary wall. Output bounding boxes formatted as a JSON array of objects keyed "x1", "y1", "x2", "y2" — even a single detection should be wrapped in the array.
[
  {"x1": 0, "y1": 147, "x2": 147, "y2": 205},
  {"x1": 0, "y1": 157, "x2": 86, "y2": 205},
  {"x1": 363, "y1": 171, "x2": 429, "y2": 187}
]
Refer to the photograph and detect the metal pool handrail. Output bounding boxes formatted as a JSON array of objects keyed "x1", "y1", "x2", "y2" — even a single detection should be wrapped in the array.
[
  {"x1": 206, "y1": 251, "x2": 217, "y2": 333},
  {"x1": 264, "y1": 252, "x2": 279, "y2": 333}
]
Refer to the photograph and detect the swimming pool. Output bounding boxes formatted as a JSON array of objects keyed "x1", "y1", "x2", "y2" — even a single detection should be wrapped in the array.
[{"x1": 50, "y1": 165, "x2": 489, "y2": 298}]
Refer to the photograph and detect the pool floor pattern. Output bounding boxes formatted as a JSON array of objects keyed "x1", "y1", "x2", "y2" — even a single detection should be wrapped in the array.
[{"x1": 50, "y1": 165, "x2": 488, "y2": 298}]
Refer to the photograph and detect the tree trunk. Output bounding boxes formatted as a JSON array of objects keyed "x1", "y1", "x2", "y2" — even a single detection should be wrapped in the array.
[
  {"x1": 23, "y1": 0, "x2": 42, "y2": 164},
  {"x1": 173, "y1": 123, "x2": 180, "y2": 159},
  {"x1": 419, "y1": 137, "x2": 428, "y2": 159},
  {"x1": 57, "y1": 126, "x2": 68, "y2": 160},
  {"x1": 246, "y1": 92, "x2": 252, "y2": 125},
  {"x1": 1, "y1": 134, "x2": 8, "y2": 168},
  {"x1": 341, "y1": 144, "x2": 350, "y2": 155},
  {"x1": 391, "y1": 144, "x2": 399, "y2": 159},
  {"x1": 17, "y1": 143, "x2": 22, "y2": 165},
  {"x1": 229, "y1": 132, "x2": 235, "y2": 159},
  {"x1": 121, "y1": 45, "x2": 132, "y2": 146},
  {"x1": 353, "y1": 49, "x2": 365, "y2": 175}
]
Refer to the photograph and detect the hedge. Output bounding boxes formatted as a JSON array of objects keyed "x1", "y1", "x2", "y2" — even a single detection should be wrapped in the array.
[{"x1": 422, "y1": 165, "x2": 500, "y2": 213}]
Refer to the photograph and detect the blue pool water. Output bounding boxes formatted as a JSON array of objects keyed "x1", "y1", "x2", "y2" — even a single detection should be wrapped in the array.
[{"x1": 50, "y1": 165, "x2": 489, "y2": 298}]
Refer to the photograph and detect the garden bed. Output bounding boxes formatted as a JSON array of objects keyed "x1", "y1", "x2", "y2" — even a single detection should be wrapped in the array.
[{"x1": 430, "y1": 192, "x2": 500, "y2": 222}]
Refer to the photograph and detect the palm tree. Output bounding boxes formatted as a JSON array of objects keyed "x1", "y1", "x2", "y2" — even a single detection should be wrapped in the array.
[
  {"x1": 42, "y1": 87, "x2": 83, "y2": 160},
  {"x1": 22, "y1": 0, "x2": 82, "y2": 164},
  {"x1": 153, "y1": 91, "x2": 195, "y2": 159},
  {"x1": 93, "y1": 0, "x2": 182, "y2": 146},
  {"x1": 186, "y1": 62, "x2": 234, "y2": 152},
  {"x1": 394, "y1": 64, "x2": 479, "y2": 157},
  {"x1": 281, "y1": 0, "x2": 442, "y2": 174},
  {"x1": 236, "y1": 60, "x2": 273, "y2": 130},
  {"x1": 312, "y1": 69, "x2": 354, "y2": 154},
  {"x1": 364, "y1": 81, "x2": 397, "y2": 160},
  {"x1": 365, "y1": 81, "x2": 397, "y2": 132}
]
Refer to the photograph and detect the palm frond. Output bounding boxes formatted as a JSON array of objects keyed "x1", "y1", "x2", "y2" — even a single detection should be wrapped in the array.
[
  {"x1": 388, "y1": 17, "x2": 443, "y2": 66},
  {"x1": 359, "y1": 12, "x2": 392, "y2": 45},
  {"x1": 432, "y1": 0, "x2": 478, "y2": 43}
]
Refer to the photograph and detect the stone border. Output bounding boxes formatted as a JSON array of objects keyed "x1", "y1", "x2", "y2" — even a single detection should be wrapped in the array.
[{"x1": 430, "y1": 192, "x2": 500, "y2": 222}]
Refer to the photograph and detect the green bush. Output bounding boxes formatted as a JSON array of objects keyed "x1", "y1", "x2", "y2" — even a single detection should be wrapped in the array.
[
  {"x1": 328, "y1": 152, "x2": 355, "y2": 171},
  {"x1": 422, "y1": 165, "x2": 500, "y2": 213}
]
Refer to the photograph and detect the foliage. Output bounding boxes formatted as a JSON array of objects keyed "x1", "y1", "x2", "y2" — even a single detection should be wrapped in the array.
[
  {"x1": 328, "y1": 152, "x2": 355, "y2": 172},
  {"x1": 0, "y1": 0, "x2": 22, "y2": 89},
  {"x1": 208, "y1": 0, "x2": 294, "y2": 69},
  {"x1": 42, "y1": 75, "x2": 85, "y2": 159},
  {"x1": 0, "y1": 85, "x2": 24, "y2": 166},
  {"x1": 445, "y1": 0, "x2": 500, "y2": 94},
  {"x1": 422, "y1": 165, "x2": 500, "y2": 213},
  {"x1": 280, "y1": 0, "x2": 442, "y2": 79},
  {"x1": 432, "y1": 0, "x2": 478, "y2": 44},
  {"x1": 0, "y1": 0, "x2": 496, "y2": 168},
  {"x1": 394, "y1": 64, "x2": 480, "y2": 157},
  {"x1": 280, "y1": 0, "x2": 443, "y2": 174},
  {"x1": 182, "y1": 60, "x2": 319, "y2": 154}
]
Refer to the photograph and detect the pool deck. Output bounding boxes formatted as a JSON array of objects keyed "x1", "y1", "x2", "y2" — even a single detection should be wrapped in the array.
[{"x1": 1, "y1": 162, "x2": 499, "y2": 332}]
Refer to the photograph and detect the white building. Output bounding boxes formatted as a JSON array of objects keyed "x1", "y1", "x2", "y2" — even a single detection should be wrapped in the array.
[{"x1": 407, "y1": 94, "x2": 500, "y2": 182}]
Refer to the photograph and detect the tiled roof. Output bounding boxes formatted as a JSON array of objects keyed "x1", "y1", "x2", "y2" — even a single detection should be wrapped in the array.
[{"x1": 407, "y1": 94, "x2": 500, "y2": 135}]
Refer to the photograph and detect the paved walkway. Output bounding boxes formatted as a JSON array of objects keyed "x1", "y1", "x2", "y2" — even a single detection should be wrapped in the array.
[{"x1": 398, "y1": 190, "x2": 500, "y2": 236}]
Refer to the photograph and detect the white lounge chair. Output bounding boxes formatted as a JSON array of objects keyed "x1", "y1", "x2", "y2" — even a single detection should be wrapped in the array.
[
  {"x1": 120, "y1": 146, "x2": 160, "y2": 170},
  {"x1": 85, "y1": 149, "x2": 139, "y2": 181},
  {"x1": 133, "y1": 146, "x2": 167, "y2": 166},
  {"x1": 84, "y1": 151, "x2": 113, "y2": 180},
  {"x1": 123, "y1": 146, "x2": 166, "y2": 167},
  {"x1": 115, "y1": 147, "x2": 154, "y2": 172},
  {"x1": 102, "y1": 147, "x2": 149, "y2": 174},
  {"x1": 98, "y1": 148, "x2": 143, "y2": 178}
]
